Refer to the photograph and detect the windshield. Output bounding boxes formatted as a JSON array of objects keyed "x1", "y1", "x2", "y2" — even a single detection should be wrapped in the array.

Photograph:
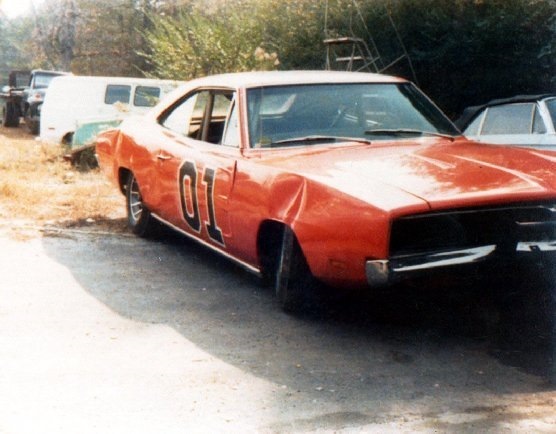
[
  {"x1": 246, "y1": 83, "x2": 459, "y2": 148},
  {"x1": 34, "y1": 74, "x2": 59, "y2": 89}
]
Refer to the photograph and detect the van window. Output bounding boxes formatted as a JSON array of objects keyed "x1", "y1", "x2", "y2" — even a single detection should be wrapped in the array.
[
  {"x1": 134, "y1": 86, "x2": 161, "y2": 107},
  {"x1": 105, "y1": 85, "x2": 131, "y2": 104}
]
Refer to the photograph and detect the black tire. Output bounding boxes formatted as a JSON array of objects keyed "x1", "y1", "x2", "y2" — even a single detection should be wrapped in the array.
[
  {"x1": 3, "y1": 102, "x2": 19, "y2": 127},
  {"x1": 274, "y1": 227, "x2": 314, "y2": 312},
  {"x1": 62, "y1": 133, "x2": 74, "y2": 147},
  {"x1": 125, "y1": 174, "x2": 157, "y2": 237},
  {"x1": 26, "y1": 106, "x2": 40, "y2": 134},
  {"x1": 27, "y1": 119, "x2": 39, "y2": 135}
]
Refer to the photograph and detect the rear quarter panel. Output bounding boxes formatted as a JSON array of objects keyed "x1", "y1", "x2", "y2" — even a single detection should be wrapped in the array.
[{"x1": 95, "y1": 128, "x2": 121, "y2": 189}]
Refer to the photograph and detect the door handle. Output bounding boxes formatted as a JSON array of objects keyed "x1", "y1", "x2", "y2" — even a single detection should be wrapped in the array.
[{"x1": 156, "y1": 153, "x2": 172, "y2": 161}]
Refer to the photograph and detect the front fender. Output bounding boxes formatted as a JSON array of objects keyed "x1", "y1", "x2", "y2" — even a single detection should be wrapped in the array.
[
  {"x1": 269, "y1": 174, "x2": 307, "y2": 227},
  {"x1": 269, "y1": 175, "x2": 391, "y2": 287}
]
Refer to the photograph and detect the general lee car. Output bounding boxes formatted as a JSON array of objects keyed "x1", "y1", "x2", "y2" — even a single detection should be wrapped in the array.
[{"x1": 96, "y1": 71, "x2": 556, "y2": 311}]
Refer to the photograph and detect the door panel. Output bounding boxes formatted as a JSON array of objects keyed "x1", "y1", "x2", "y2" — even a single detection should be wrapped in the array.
[{"x1": 151, "y1": 88, "x2": 239, "y2": 249}]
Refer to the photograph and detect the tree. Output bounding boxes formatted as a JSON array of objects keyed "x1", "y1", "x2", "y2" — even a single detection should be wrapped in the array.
[
  {"x1": 29, "y1": 0, "x2": 78, "y2": 70},
  {"x1": 0, "y1": 15, "x2": 35, "y2": 76},
  {"x1": 383, "y1": 0, "x2": 556, "y2": 116},
  {"x1": 19, "y1": 0, "x2": 164, "y2": 75},
  {"x1": 141, "y1": 1, "x2": 279, "y2": 80}
]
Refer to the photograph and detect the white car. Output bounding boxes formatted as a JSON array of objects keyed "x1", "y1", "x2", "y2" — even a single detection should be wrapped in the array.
[{"x1": 457, "y1": 94, "x2": 556, "y2": 151}]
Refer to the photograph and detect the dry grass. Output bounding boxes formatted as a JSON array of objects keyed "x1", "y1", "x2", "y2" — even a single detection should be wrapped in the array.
[{"x1": 0, "y1": 126, "x2": 126, "y2": 238}]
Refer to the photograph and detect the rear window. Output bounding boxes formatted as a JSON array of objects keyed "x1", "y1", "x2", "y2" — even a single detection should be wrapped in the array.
[
  {"x1": 105, "y1": 85, "x2": 131, "y2": 104},
  {"x1": 134, "y1": 86, "x2": 161, "y2": 107},
  {"x1": 481, "y1": 103, "x2": 535, "y2": 134}
]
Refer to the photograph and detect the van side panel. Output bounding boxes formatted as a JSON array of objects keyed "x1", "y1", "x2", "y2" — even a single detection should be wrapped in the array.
[{"x1": 39, "y1": 76, "x2": 183, "y2": 143}]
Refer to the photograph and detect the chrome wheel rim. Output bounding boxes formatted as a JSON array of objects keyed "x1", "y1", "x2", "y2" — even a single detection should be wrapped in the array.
[{"x1": 128, "y1": 177, "x2": 143, "y2": 224}]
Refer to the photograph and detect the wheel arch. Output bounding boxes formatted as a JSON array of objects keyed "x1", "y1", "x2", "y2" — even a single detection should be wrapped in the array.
[
  {"x1": 257, "y1": 219, "x2": 313, "y2": 285},
  {"x1": 118, "y1": 167, "x2": 132, "y2": 195},
  {"x1": 61, "y1": 132, "x2": 74, "y2": 146},
  {"x1": 257, "y1": 220, "x2": 288, "y2": 283}
]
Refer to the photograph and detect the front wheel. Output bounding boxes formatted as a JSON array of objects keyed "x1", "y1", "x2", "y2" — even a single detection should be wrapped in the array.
[
  {"x1": 125, "y1": 174, "x2": 157, "y2": 237},
  {"x1": 26, "y1": 119, "x2": 39, "y2": 135},
  {"x1": 274, "y1": 227, "x2": 315, "y2": 312}
]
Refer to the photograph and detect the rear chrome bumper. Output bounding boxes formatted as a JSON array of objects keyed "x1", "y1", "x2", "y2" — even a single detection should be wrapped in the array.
[{"x1": 366, "y1": 241, "x2": 556, "y2": 287}]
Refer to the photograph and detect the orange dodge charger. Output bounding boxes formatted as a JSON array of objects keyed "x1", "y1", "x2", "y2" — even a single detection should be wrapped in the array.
[{"x1": 96, "y1": 71, "x2": 556, "y2": 311}]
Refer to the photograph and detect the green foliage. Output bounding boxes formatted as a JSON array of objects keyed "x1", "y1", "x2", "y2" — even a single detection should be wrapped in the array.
[
  {"x1": 70, "y1": 0, "x2": 152, "y2": 76},
  {"x1": 141, "y1": 0, "x2": 555, "y2": 116},
  {"x1": 141, "y1": 1, "x2": 279, "y2": 80},
  {"x1": 387, "y1": 0, "x2": 556, "y2": 115},
  {"x1": 141, "y1": 0, "x2": 345, "y2": 77},
  {"x1": 253, "y1": 0, "x2": 329, "y2": 70},
  {"x1": 0, "y1": 0, "x2": 554, "y2": 119},
  {"x1": 0, "y1": 16, "x2": 36, "y2": 76}
]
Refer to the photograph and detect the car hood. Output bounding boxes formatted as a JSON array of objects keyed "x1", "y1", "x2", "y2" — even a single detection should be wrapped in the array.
[{"x1": 259, "y1": 138, "x2": 556, "y2": 215}]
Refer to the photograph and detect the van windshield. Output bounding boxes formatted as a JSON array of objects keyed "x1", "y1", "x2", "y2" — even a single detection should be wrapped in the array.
[{"x1": 34, "y1": 73, "x2": 59, "y2": 89}]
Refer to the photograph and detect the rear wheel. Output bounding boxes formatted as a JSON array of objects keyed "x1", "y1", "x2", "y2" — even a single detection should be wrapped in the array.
[
  {"x1": 125, "y1": 174, "x2": 157, "y2": 237},
  {"x1": 274, "y1": 227, "x2": 314, "y2": 312},
  {"x1": 3, "y1": 102, "x2": 19, "y2": 127}
]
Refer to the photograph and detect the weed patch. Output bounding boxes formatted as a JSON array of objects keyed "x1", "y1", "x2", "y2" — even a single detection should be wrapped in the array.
[{"x1": 0, "y1": 126, "x2": 124, "y2": 236}]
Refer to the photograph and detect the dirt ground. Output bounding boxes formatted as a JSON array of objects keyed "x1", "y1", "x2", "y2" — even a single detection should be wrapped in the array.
[{"x1": 1, "y1": 126, "x2": 556, "y2": 433}]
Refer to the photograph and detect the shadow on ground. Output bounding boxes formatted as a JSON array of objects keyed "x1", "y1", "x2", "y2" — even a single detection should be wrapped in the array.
[{"x1": 41, "y1": 225, "x2": 556, "y2": 429}]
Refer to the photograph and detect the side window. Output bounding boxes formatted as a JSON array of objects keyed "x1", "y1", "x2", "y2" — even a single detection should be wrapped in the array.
[
  {"x1": 532, "y1": 106, "x2": 547, "y2": 134},
  {"x1": 161, "y1": 89, "x2": 235, "y2": 144},
  {"x1": 221, "y1": 101, "x2": 239, "y2": 147},
  {"x1": 161, "y1": 90, "x2": 208, "y2": 138},
  {"x1": 546, "y1": 98, "x2": 556, "y2": 128},
  {"x1": 105, "y1": 85, "x2": 131, "y2": 104},
  {"x1": 134, "y1": 86, "x2": 161, "y2": 107},
  {"x1": 190, "y1": 91, "x2": 209, "y2": 138},
  {"x1": 463, "y1": 112, "x2": 484, "y2": 136},
  {"x1": 205, "y1": 92, "x2": 234, "y2": 144},
  {"x1": 481, "y1": 103, "x2": 535, "y2": 134}
]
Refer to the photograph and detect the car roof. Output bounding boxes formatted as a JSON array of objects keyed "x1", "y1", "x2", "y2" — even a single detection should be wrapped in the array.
[
  {"x1": 31, "y1": 69, "x2": 71, "y2": 76},
  {"x1": 456, "y1": 94, "x2": 556, "y2": 130},
  {"x1": 180, "y1": 70, "x2": 406, "y2": 89}
]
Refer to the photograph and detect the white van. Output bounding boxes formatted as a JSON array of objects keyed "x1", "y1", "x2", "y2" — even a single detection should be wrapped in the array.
[{"x1": 40, "y1": 75, "x2": 183, "y2": 143}]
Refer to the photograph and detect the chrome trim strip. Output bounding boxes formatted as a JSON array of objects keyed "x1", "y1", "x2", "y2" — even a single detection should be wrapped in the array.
[
  {"x1": 365, "y1": 245, "x2": 497, "y2": 286},
  {"x1": 151, "y1": 213, "x2": 262, "y2": 277},
  {"x1": 365, "y1": 260, "x2": 389, "y2": 286},
  {"x1": 391, "y1": 245, "x2": 497, "y2": 272},
  {"x1": 516, "y1": 241, "x2": 556, "y2": 252},
  {"x1": 366, "y1": 241, "x2": 556, "y2": 287}
]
